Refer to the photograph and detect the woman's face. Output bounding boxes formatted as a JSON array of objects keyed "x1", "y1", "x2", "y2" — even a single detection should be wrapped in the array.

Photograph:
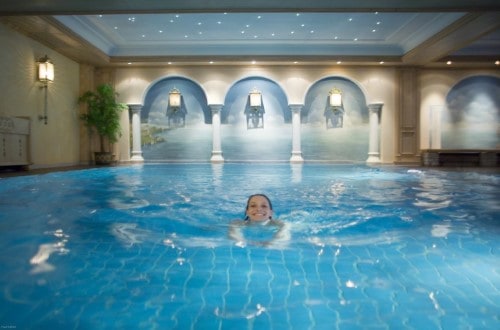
[{"x1": 246, "y1": 195, "x2": 273, "y2": 222}]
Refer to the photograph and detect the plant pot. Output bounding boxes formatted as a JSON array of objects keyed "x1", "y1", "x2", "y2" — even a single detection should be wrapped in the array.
[{"x1": 94, "y1": 152, "x2": 115, "y2": 165}]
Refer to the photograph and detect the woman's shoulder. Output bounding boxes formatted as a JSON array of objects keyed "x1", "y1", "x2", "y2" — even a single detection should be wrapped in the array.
[
  {"x1": 230, "y1": 219, "x2": 247, "y2": 226},
  {"x1": 268, "y1": 219, "x2": 285, "y2": 227}
]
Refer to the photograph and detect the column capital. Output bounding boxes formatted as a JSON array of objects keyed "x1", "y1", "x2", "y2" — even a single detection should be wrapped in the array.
[
  {"x1": 289, "y1": 104, "x2": 304, "y2": 113},
  {"x1": 209, "y1": 104, "x2": 223, "y2": 114},
  {"x1": 128, "y1": 104, "x2": 143, "y2": 113},
  {"x1": 368, "y1": 102, "x2": 384, "y2": 113}
]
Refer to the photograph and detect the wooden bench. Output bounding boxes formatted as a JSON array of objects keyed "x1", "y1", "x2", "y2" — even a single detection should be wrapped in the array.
[{"x1": 421, "y1": 149, "x2": 499, "y2": 167}]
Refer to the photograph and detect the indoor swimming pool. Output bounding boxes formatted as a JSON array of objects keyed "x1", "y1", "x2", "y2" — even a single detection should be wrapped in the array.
[{"x1": 0, "y1": 163, "x2": 498, "y2": 329}]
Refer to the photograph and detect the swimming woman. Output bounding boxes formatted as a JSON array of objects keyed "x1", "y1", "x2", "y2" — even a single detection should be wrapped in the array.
[{"x1": 228, "y1": 194, "x2": 290, "y2": 247}]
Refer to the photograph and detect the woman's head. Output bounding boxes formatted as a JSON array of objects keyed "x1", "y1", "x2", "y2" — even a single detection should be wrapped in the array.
[{"x1": 245, "y1": 194, "x2": 273, "y2": 222}]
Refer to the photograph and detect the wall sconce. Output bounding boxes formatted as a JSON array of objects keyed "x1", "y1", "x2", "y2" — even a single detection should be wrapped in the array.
[
  {"x1": 325, "y1": 88, "x2": 345, "y2": 129},
  {"x1": 245, "y1": 88, "x2": 265, "y2": 129},
  {"x1": 37, "y1": 55, "x2": 54, "y2": 125},
  {"x1": 37, "y1": 55, "x2": 54, "y2": 84},
  {"x1": 249, "y1": 88, "x2": 262, "y2": 108},
  {"x1": 168, "y1": 88, "x2": 181, "y2": 108},
  {"x1": 166, "y1": 88, "x2": 186, "y2": 127},
  {"x1": 329, "y1": 88, "x2": 342, "y2": 107}
]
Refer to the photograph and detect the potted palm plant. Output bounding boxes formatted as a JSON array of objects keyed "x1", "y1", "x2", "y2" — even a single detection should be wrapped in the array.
[{"x1": 79, "y1": 83, "x2": 127, "y2": 165}]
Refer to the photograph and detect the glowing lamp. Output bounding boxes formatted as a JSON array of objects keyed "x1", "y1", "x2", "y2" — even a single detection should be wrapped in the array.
[
  {"x1": 329, "y1": 88, "x2": 342, "y2": 107},
  {"x1": 169, "y1": 88, "x2": 181, "y2": 108},
  {"x1": 37, "y1": 55, "x2": 54, "y2": 83},
  {"x1": 249, "y1": 89, "x2": 262, "y2": 108}
]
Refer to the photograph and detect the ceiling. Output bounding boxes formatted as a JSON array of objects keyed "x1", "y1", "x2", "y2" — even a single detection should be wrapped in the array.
[{"x1": 1, "y1": 0, "x2": 499, "y2": 67}]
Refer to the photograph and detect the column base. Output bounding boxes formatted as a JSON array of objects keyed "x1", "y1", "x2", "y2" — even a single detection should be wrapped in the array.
[
  {"x1": 366, "y1": 153, "x2": 380, "y2": 164},
  {"x1": 211, "y1": 151, "x2": 224, "y2": 162},
  {"x1": 130, "y1": 151, "x2": 144, "y2": 162},
  {"x1": 290, "y1": 152, "x2": 304, "y2": 163}
]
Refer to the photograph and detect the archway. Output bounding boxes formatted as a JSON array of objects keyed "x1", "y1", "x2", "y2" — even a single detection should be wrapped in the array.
[
  {"x1": 221, "y1": 77, "x2": 291, "y2": 161},
  {"x1": 444, "y1": 75, "x2": 499, "y2": 149},
  {"x1": 302, "y1": 77, "x2": 369, "y2": 161},
  {"x1": 141, "y1": 77, "x2": 211, "y2": 161}
]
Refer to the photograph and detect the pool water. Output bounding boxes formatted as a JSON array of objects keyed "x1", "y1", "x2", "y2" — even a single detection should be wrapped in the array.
[{"x1": 0, "y1": 164, "x2": 498, "y2": 329}]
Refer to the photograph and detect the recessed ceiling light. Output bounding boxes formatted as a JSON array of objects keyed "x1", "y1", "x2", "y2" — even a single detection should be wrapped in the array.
[
  {"x1": 296, "y1": 13, "x2": 300, "y2": 17},
  {"x1": 168, "y1": 62, "x2": 172, "y2": 65},
  {"x1": 291, "y1": 31, "x2": 295, "y2": 34},
  {"x1": 197, "y1": 22, "x2": 202, "y2": 25},
  {"x1": 377, "y1": 21, "x2": 381, "y2": 25},
  {"x1": 271, "y1": 33, "x2": 275, "y2": 36},
  {"x1": 446, "y1": 61, "x2": 452, "y2": 65},
  {"x1": 334, "y1": 36, "x2": 338, "y2": 40},
  {"x1": 495, "y1": 60, "x2": 500, "y2": 65},
  {"x1": 310, "y1": 30, "x2": 314, "y2": 34},
  {"x1": 209, "y1": 61, "x2": 214, "y2": 64},
  {"x1": 217, "y1": 21, "x2": 222, "y2": 24},
  {"x1": 257, "y1": 16, "x2": 262, "y2": 19},
  {"x1": 159, "y1": 30, "x2": 163, "y2": 33},
  {"x1": 348, "y1": 18, "x2": 353, "y2": 22},
  {"x1": 354, "y1": 38, "x2": 358, "y2": 41},
  {"x1": 252, "y1": 60, "x2": 257, "y2": 64},
  {"x1": 379, "y1": 61, "x2": 384, "y2": 64},
  {"x1": 337, "y1": 61, "x2": 342, "y2": 64},
  {"x1": 127, "y1": 62, "x2": 132, "y2": 65},
  {"x1": 372, "y1": 29, "x2": 376, "y2": 32},
  {"x1": 142, "y1": 34, "x2": 146, "y2": 38},
  {"x1": 301, "y1": 24, "x2": 305, "y2": 27}
]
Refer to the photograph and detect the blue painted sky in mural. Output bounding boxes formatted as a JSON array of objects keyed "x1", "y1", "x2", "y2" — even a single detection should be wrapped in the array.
[
  {"x1": 443, "y1": 75, "x2": 499, "y2": 149},
  {"x1": 142, "y1": 77, "x2": 210, "y2": 124},
  {"x1": 304, "y1": 77, "x2": 368, "y2": 125}
]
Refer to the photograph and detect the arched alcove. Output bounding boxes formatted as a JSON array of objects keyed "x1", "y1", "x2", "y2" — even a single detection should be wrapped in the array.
[
  {"x1": 141, "y1": 77, "x2": 212, "y2": 161},
  {"x1": 444, "y1": 75, "x2": 500, "y2": 149},
  {"x1": 221, "y1": 76, "x2": 291, "y2": 161},
  {"x1": 302, "y1": 77, "x2": 369, "y2": 161}
]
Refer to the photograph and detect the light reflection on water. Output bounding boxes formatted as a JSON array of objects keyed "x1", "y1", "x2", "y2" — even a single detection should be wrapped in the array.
[{"x1": 0, "y1": 164, "x2": 498, "y2": 329}]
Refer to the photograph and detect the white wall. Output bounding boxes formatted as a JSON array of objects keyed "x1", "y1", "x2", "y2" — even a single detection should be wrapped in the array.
[{"x1": 0, "y1": 22, "x2": 81, "y2": 169}]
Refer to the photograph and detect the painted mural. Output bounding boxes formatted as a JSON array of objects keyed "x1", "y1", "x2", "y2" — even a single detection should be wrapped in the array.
[
  {"x1": 140, "y1": 77, "x2": 212, "y2": 161},
  {"x1": 302, "y1": 77, "x2": 369, "y2": 161},
  {"x1": 139, "y1": 76, "x2": 370, "y2": 162},
  {"x1": 221, "y1": 77, "x2": 291, "y2": 161},
  {"x1": 443, "y1": 75, "x2": 499, "y2": 149}
]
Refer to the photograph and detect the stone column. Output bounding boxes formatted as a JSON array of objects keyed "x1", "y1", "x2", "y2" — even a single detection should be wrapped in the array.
[
  {"x1": 210, "y1": 104, "x2": 224, "y2": 162},
  {"x1": 366, "y1": 103, "x2": 384, "y2": 164},
  {"x1": 289, "y1": 104, "x2": 304, "y2": 163},
  {"x1": 129, "y1": 104, "x2": 144, "y2": 161}
]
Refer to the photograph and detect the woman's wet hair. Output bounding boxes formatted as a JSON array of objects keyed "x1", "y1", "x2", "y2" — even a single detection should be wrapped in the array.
[{"x1": 244, "y1": 194, "x2": 273, "y2": 220}]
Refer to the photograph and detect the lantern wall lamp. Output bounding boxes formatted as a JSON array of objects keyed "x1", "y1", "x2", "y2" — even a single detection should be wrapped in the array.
[{"x1": 37, "y1": 55, "x2": 54, "y2": 124}]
